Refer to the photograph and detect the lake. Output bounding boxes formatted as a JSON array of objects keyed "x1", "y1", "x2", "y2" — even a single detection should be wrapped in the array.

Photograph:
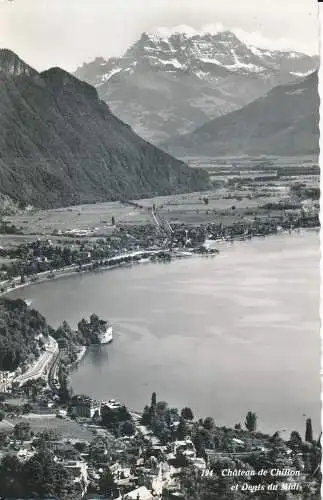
[{"x1": 8, "y1": 230, "x2": 320, "y2": 436}]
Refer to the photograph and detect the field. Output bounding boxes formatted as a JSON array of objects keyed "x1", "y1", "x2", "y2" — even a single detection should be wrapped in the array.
[
  {"x1": 1, "y1": 155, "x2": 319, "y2": 243},
  {"x1": 6, "y1": 414, "x2": 95, "y2": 441}
]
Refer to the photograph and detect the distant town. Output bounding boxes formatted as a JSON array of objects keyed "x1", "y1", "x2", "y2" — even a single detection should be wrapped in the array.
[{"x1": 0, "y1": 180, "x2": 319, "y2": 296}]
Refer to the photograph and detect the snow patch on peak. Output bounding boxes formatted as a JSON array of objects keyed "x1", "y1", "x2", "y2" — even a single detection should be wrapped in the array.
[
  {"x1": 290, "y1": 52, "x2": 303, "y2": 59},
  {"x1": 158, "y1": 58, "x2": 185, "y2": 69},
  {"x1": 290, "y1": 70, "x2": 314, "y2": 77},
  {"x1": 146, "y1": 25, "x2": 315, "y2": 56},
  {"x1": 226, "y1": 50, "x2": 265, "y2": 73},
  {"x1": 145, "y1": 32, "x2": 167, "y2": 44},
  {"x1": 248, "y1": 45, "x2": 263, "y2": 57},
  {"x1": 98, "y1": 67, "x2": 122, "y2": 85},
  {"x1": 200, "y1": 56, "x2": 223, "y2": 66}
]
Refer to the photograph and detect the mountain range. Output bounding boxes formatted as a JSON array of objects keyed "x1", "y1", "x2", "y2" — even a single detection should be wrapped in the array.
[
  {"x1": 74, "y1": 30, "x2": 318, "y2": 144},
  {"x1": 161, "y1": 71, "x2": 319, "y2": 158},
  {"x1": 0, "y1": 49, "x2": 208, "y2": 209}
]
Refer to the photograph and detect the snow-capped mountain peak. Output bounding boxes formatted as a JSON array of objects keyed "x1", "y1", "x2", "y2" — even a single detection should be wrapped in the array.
[
  {"x1": 120, "y1": 29, "x2": 315, "y2": 79},
  {"x1": 74, "y1": 29, "x2": 318, "y2": 143},
  {"x1": 76, "y1": 29, "x2": 317, "y2": 87}
]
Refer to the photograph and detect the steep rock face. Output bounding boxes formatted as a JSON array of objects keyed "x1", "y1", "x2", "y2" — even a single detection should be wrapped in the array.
[
  {"x1": 0, "y1": 49, "x2": 38, "y2": 77},
  {"x1": 0, "y1": 50, "x2": 208, "y2": 209},
  {"x1": 74, "y1": 30, "x2": 317, "y2": 143},
  {"x1": 161, "y1": 72, "x2": 319, "y2": 158}
]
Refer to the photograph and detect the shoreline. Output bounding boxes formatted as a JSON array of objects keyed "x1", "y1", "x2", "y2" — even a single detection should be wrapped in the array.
[
  {"x1": 2, "y1": 227, "x2": 319, "y2": 437},
  {"x1": 0, "y1": 256, "x2": 161, "y2": 299},
  {"x1": 0, "y1": 226, "x2": 318, "y2": 301},
  {"x1": 70, "y1": 346, "x2": 87, "y2": 367}
]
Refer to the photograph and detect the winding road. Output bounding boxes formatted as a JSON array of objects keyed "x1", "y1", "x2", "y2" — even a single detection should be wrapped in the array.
[{"x1": 14, "y1": 335, "x2": 58, "y2": 386}]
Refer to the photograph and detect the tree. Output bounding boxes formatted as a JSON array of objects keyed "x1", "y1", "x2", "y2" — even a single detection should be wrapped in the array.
[
  {"x1": 73, "y1": 441, "x2": 88, "y2": 454},
  {"x1": 89, "y1": 314, "x2": 100, "y2": 329},
  {"x1": 22, "y1": 403, "x2": 33, "y2": 414},
  {"x1": 176, "y1": 417, "x2": 187, "y2": 440},
  {"x1": 0, "y1": 431, "x2": 9, "y2": 446},
  {"x1": 22, "y1": 449, "x2": 75, "y2": 498},
  {"x1": 120, "y1": 420, "x2": 136, "y2": 436},
  {"x1": 0, "y1": 454, "x2": 23, "y2": 498},
  {"x1": 101, "y1": 405, "x2": 131, "y2": 431},
  {"x1": 14, "y1": 422, "x2": 31, "y2": 442},
  {"x1": 151, "y1": 392, "x2": 157, "y2": 408},
  {"x1": 99, "y1": 466, "x2": 116, "y2": 495},
  {"x1": 156, "y1": 401, "x2": 168, "y2": 412},
  {"x1": 181, "y1": 407, "x2": 194, "y2": 421},
  {"x1": 193, "y1": 432, "x2": 206, "y2": 458},
  {"x1": 305, "y1": 418, "x2": 313, "y2": 442},
  {"x1": 152, "y1": 417, "x2": 168, "y2": 438},
  {"x1": 270, "y1": 431, "x2": 282, "y2": 445},
  {"x1": 159, "y1": 428, "x2": 172, "y2": 445},
  {"x1": 22, "y1": 378, "x2": 42, "y2": 399},
  {"x1": 58, "y1": 375, "x2": 72, "y2": 403},
  {"x1": 78, "y1": 318, "x2": 89, "y2": 338},
  {"x1": 111, "y1": 216, "x2": 115, "y2": 226},
  {"x1": 0, "y1": 298, "x2": 51, "y2": 372},
  {"x1": 173, "y1": 453, "x2": 189, "y2": 468},
  {"x1": 203, "y1": 417, "x2": 215, "y2": 431},
  {"x1": 37, "y1": 430, "x2": 61, "y2": 442},
  {"x1": 0, "y1": 410, "x2": 5, "y2": 422},
  {"x1": 89, "y1": 436, "x2": 110, "y2": 464},
  {"x1": 141, "y1": 405, "x2": 151, "y2": 426},
  {"x1": 289, "y1": 431, "x2": 302, "y2": 448},
  {"x1": 245, "y1": 411, "x2": 257, "y2": 432}
]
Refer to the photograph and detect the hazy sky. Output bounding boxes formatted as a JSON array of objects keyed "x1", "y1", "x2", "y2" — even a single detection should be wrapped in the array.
[{"x1": 0, "y1": 0, "x2": 319, "y2": 72}]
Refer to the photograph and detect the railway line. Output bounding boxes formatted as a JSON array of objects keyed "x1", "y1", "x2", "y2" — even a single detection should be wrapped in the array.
[
  {"x1": 47, "y1": 349, "x2": 62, "y2": 394},
  {"x1": 13, "y1": 336, "x2": 58, "y2": 387}
]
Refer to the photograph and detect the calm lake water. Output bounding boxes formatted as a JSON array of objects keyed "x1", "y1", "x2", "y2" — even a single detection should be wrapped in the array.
[{"x1": 8, "y1": 230, "x2": 320, "y2": 436}]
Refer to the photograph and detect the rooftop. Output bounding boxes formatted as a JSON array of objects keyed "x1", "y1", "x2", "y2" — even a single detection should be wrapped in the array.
[{"x1": 123, "y1": 486, "x2": 153, "y2": 500}]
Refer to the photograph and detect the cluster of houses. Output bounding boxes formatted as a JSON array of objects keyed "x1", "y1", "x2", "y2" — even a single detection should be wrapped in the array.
[
  {"x1": 51, "y1": 394, "x2": 207, "y2": 498},
  {"x1": 0, "y1": 382, "x2": 319, "y2": 499}
]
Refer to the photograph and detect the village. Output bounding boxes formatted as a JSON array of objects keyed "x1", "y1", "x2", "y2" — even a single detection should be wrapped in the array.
[
  {"x1": 0, "y1": 349, "x2": 321, "y2": 500},
  {"x1": 0, "y1": 203, "x2": 319, "y2": 294}
]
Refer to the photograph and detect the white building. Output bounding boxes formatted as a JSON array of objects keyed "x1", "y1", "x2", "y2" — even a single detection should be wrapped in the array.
[
  {"x1": 121, "y1": 486, "x2": 153, "y2": 500},
  {"x1": 0, "y1": 370, "x2": 15, "y2": 391},
  {"x1": 173, "y1": 439, "x2": 196, "y2": 458}
]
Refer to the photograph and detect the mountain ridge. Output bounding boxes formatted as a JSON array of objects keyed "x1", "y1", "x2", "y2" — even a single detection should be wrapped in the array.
[
  {"x1": 0, "y1": 49, "x2": 208, "y2": 209},
  {"x1": 161, "y1": 71, "x2": 319, "y2": 158}
]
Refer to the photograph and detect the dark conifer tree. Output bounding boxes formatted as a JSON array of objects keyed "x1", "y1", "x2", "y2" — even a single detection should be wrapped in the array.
[
  {"x1": 305, "y1": 418, "x2": 313, "y2": 443},
  {"x1": 151, "y1": 392, "x2": 157, "y2": 408}
]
